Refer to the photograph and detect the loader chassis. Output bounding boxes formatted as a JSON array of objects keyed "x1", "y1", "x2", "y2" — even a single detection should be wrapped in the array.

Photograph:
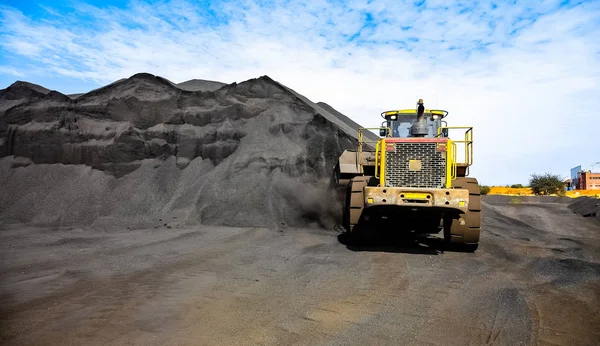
[{"x1": 338, "y1": 101, "x2": 481, "y2": 251}]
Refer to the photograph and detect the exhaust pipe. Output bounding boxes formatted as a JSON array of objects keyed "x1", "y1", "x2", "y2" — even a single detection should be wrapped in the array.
[{"x1": 410, "y1": 99, "x2": 429, "y2": 137}]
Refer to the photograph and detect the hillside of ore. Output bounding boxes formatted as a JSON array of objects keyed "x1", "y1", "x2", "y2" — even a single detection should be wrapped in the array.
[{"x1": 0, "y1": 73, "x2": 378, "y2": 228}]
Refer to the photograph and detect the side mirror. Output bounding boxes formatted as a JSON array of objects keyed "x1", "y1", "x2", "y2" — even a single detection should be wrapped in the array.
[
  {"x1": 442, "y1": 129, "x2": 449, "y2": 137},
  {"x1": 379, "y1": 128, "x2": 388, "y2": 137}
]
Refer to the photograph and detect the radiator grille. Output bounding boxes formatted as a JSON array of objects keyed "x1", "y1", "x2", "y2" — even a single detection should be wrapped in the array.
[{"x1": 385, "y1": 142, "x2": 446, "y2": 188}]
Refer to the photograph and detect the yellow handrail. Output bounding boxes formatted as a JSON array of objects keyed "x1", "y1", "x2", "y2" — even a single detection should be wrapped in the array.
[
  {"x1": 375, "y1": 141, "x2": 380, "y2": 179},
  {"x1": 445, "y1": 139, "x2": 457, "y2": 187},
  {"x1": 358, "y1": 127, "x2": 389, "y2": 175},
  {"x1": 437, "y1": 126, "x2": 473, "y2": 166},
  {"x1": 452, "y1": 141, "x2": 457, "y2": 179}
]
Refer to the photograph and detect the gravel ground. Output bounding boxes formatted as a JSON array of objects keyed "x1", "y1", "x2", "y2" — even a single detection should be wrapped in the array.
[{"x1": 1, "y1": 197, "x2": 599, "y2": 345}]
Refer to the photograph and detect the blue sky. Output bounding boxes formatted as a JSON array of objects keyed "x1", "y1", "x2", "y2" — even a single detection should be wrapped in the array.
[{"x1": 0, "y1": 0, "x2": 599, "y2": 184}]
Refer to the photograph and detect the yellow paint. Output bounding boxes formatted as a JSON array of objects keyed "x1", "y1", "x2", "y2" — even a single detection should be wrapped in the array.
[
  {"x1": 446, "y1": 139, "x2": 454, "y2": 188},
  {"x1": 374, "y1": 140, "x2": 380, "y2": 178},
  {"x1": 384, "y1": 109, "x2": 446, "y2": 116},
  {"x1": 367, "y1": 198, "x2": 374, "y2": 203},
  {"x1": 380, "y1": 138, "x2": 386, "y2": 187},
  {"x1": 403, "y1": 192, "x2": 429, "y2": 199},
  {"x1": 459, "y1": 201, "x2": 466, "y2": 207}
]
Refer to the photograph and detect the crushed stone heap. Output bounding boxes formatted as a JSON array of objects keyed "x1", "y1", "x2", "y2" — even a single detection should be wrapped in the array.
[{"x1": 0, "y1": 73, "x2": 378, "y2": 228}]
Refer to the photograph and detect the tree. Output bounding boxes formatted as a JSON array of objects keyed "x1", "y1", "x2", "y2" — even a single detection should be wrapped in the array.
[
  {"x1": 510, "y1": 184, "x2": 524, "y2": 188},
  {"x1": 480, "y1": 185, "x2": 491, "y2": 195},
  {"x1": 529, "y1": 173, "x2": 565, "y2": 195}
]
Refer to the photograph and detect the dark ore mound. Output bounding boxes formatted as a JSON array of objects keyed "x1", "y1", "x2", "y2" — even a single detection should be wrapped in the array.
[
  {"x1": 569, "y1": 196, "x2": 600, "y2": 218},
  {"x1": 0, "y1": 73, "x2": 377, "y2": 229},
  {"x1": 175, "y1": 79, "x2": 227, "y2": 92}
]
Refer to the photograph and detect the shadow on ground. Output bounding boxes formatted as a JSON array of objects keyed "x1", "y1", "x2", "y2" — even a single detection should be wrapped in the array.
[{"x1": 337, "y1": 232, "x2": 445, "y2": 255}]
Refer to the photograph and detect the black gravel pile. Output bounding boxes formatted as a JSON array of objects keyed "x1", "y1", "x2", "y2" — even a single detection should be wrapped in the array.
[
  {"x1": 569, "y1": 196, "x2": 600, "y2": 218},
  {"x1": 0, "y1": 73, "x2": 376, "y2": 228}
]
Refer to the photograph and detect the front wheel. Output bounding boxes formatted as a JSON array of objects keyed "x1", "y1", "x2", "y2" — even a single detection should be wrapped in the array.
[
  {"x1": 444, "y1": 177, "x2": 482, "y2": 252},
  {"x1": 342, "y1": 176, "x2": 371, "y2": 232}
]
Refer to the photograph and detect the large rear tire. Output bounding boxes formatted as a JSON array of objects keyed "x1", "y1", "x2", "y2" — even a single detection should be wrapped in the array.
[{"x1": 444, "y1": 177, "x2": 481, "y2": 252}]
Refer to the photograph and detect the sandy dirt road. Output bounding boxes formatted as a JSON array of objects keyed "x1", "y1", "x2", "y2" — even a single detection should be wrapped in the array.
[{"x1": 1, "y1": 198, "x2": 599, "y2": 345}]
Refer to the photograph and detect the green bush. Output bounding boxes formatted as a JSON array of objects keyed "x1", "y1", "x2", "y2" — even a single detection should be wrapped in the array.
[
  {"x1": 529, "y1": 173, "x2": 565, "y2": 195},
  {"x1": 480, "y1": 185, "x2": 491, "y2": 195},
  {"x1": 510, "y1": 184, "x2": 524, "y2": 188}
]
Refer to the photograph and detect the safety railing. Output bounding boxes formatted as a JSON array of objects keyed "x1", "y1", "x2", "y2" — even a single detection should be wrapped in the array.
[
  {"x1": 452, "y1": 141, "x2": 458, "y2": 179},
  {"x1": 444, "y1": 140, "x2": 458, "y2": 187},
  {"x1": 438, "y1": 126, "x2": 473, "y2": 167},
  {"x1": 358, "y1": 127, "x2": 389, "y2": 175},
  {"x1": 375, "y1": 141, "x2": 380, "y2": 179}
]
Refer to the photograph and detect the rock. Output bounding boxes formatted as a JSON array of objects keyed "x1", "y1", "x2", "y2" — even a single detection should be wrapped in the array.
[{"x1": 176, "y1": 157, "x2": 191, "y2": 169}]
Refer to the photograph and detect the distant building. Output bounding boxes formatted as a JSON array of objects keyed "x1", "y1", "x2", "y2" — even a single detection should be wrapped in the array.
[{"x1": 571, "y1": 165, "x2": 600, "y2": 190}]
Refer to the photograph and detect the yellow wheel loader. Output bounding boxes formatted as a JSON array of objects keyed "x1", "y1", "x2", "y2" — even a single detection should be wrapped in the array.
[{"x1": 335, "y1": 99, "x2": 480, "y2": 251}]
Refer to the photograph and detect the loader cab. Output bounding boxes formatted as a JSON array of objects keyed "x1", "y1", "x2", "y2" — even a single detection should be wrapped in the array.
[{"x1": 380, "y1": 110, "x2": 448, "y2": 138}]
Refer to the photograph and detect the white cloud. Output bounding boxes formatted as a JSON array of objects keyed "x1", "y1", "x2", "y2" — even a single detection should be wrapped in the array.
[
  {"x1": 0, "y1": 0, "x2": 599, "y2": 184},
  {"x1": 0, "y1": 66, "x2": 25, "y2": 77}
]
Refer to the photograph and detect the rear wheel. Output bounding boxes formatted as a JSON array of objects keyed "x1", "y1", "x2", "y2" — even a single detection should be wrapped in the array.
[{"x1": 444, "y1": 177, "x2": 481, "y2": 252}]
